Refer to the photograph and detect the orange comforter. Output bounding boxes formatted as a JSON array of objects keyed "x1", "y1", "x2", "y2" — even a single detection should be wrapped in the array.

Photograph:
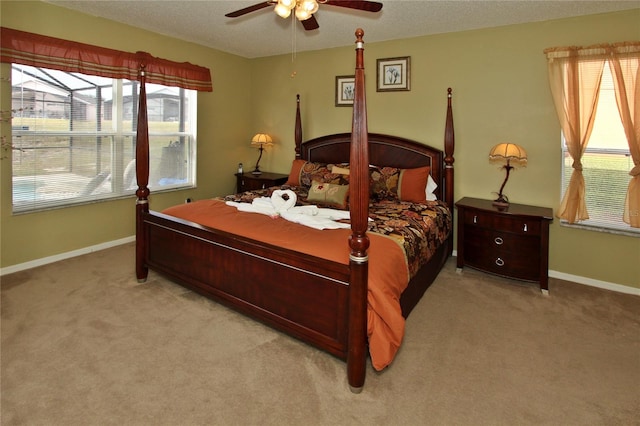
[{"x1": 163, "y1": 199, "x2": 410, "y2": 370}]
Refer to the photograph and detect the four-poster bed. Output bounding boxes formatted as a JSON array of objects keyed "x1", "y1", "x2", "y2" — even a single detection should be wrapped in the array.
[{"x1": 135, "y1": 29, "x2": 455, "y2": 392}]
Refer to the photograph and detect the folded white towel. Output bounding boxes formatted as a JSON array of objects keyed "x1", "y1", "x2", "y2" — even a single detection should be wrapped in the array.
[
  {"x1": 316, "y1": 208, "x2": 351, "y2": 221},
  {"x1": 271, "y1": 189, "x2": 297, "y2": 212},
  {"x1": 289, "y1": 205, "x2": 319, "y2": 216},
  {"x1": 226, "y1": 200, "x2": 278, "y2": 218},
  {"x1": 225, "y1": 195, "x2": 356, "y2": 230},
  {"x1": 280, "y1": 210, "x2": 351, "y2": 230},
  {"x1": 251, "y1": 197, "x2": 276, "y2": 211}
]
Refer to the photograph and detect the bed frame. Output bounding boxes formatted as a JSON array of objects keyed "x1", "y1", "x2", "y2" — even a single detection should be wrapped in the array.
[{"x1": 135, "y1": 29, "x2": 455, "y2": 392}]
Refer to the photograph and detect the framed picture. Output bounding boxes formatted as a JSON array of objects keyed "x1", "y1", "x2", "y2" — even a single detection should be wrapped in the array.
[
  {"x1": 376, "y1": 56, "x2": 411, "y2": 92},
  {"x1": 335, "y1": 75, "x2": 355, "y2": 106}
]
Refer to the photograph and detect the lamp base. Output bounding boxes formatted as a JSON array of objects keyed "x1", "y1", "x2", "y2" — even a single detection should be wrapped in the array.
[
  {"x1": 251, "y1": 169, "x2": 262, "y2": 175},
  {"x1": 492, "y1": 194, "x2": 509, "y2": 209}
]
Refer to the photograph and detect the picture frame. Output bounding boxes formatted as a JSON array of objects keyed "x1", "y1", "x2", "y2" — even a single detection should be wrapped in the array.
[
  {"x1": 335, "y1": 75, "x2": 355, "y2": 106},
  {"x1": 376, "y1": 56, "x2": 411, "y2": 92}
]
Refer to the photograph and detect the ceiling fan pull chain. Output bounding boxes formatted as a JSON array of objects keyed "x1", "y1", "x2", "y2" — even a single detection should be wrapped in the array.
[{"x1": 291, "y1": 13, "x2": 298, "y2": 78}]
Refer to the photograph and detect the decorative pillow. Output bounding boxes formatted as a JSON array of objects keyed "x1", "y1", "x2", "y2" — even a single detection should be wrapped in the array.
[
  {"x1": 398, "y1": 166, "x2": 430, "y2": 203},
  {"x1": 286, "y1": 160, "x2": 349, "y2": 188},
  {"x1": 286, "y1": 159, "x2": 307, "y2": 186},
  {"x1": 307, "y1": 180, "x2": 349, "y2": 209},
  {"x1": 426, "y1": 174, "x2": 438, "y2": 201},
  {"x1": 369, "y1": 166, "x2": 398, "y2": 200},
  {"x1": 370, "y1": 165, "x2": 430, "y2": 203},
  {"x1": 331, "y1": 165, "x2": 351, "y2": 176}
]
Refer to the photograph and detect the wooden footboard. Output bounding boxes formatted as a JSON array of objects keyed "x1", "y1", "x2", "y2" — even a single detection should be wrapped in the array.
[{"x1": 142, "y1": 211, "x2": 352, "y2": 358}]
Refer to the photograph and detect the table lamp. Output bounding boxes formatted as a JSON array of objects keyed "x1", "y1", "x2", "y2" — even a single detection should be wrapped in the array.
[
  {"x1": 250, "y1": 133, "x2": 274, "y2": 175},
  {"x1": 489, "y1": 142, "x2": 527, "y2": 207}
]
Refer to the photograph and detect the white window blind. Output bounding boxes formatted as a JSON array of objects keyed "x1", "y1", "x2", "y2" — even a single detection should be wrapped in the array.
[{"x1": 11, "y1": 64, "x2": 197, "y2": 213}]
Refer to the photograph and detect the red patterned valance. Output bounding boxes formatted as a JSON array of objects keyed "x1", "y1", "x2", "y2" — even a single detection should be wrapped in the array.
[{"x1": 0, "y1": 27, "x2": 212, "y2": 91}]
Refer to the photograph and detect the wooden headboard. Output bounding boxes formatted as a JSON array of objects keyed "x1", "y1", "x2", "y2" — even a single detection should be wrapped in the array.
[
  {"x1": 293, "y1": 89, "x2": 455, "y2": 210},
  {"x1": 302, "y1": 133, "x2": 444, "y2": 199}
]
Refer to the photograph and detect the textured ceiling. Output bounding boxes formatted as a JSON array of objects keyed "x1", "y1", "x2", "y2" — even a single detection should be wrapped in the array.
[{"x1": 46, "y1": 0, "x2": 639, "y2": 58}]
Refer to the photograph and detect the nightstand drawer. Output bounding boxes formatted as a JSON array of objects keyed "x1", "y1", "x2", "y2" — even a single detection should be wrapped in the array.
[
  {"x1": 493, "y1": 215, "x2": 541, "y2": 235},
  {"x1": 236, "y1": 172, "x2": 288, "y2": 193},
  {"x1": 463, "y1": 226, "x2": 541, "y2": 280},
  {"x1": 241, "y1": 177, "x2": 270, "y2": 191},
  {"x1": 463, "y1": 210, "x2": 541, "y2": 235}
]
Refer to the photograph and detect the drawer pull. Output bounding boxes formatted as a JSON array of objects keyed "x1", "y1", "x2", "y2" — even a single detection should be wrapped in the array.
[
  {"x1": 495, "y1": 257, "x2": 505, "y2": 267},
  {"x1": 494, "y1": 237, "x2": 504, "y2": 245},
  {"x1": 473, "y1": 215, "x2": 478, "y2": 224},
  {"x1": 523, "y1": 223, "x2": 528, "y2": 232}
]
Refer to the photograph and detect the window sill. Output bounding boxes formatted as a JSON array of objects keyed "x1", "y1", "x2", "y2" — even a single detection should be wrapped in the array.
[
  {"x1": 12, "y1": 184, "x2": 196, "y2": 215},
  {"x1": 560, "y1": 220, "x2": 640, "y2": 238}
]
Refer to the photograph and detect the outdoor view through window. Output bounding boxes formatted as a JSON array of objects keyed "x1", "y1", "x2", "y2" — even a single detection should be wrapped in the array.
[{"x1": 10, "y1": 64, "x2": 197, "y2": 213}]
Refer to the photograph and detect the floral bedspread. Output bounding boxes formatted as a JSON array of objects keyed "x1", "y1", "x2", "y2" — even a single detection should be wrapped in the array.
[{"x1": 222, "y1": 185, "x2": 452, "y2": 278}]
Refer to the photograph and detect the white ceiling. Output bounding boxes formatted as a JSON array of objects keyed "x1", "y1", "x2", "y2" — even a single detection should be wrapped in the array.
[{"x1": 46, "y1": 0, "x2": 639, "y2": 58}]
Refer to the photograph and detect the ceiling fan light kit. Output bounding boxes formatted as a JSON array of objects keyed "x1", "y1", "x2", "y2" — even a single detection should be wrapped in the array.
[
  {"x1": 274, "y1": 0, "x2": 319, "y2": 21},
  {"x1": 226, "y1": 1, "x2": 383, "y2": 30}
]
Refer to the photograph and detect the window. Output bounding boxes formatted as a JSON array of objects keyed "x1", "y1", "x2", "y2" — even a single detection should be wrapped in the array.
[
  {"x1": 10, "y1": 64, "x2": 197, "y2": 213},
  {"x1": 545, "y1": 41, "x2": 639, "y2": 234},
  {"x1": 560, "y1": 63, "x2": 636, "y2": 235}
]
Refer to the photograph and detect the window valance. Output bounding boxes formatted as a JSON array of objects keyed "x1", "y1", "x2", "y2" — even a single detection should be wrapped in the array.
[
  {"x1": 0, "y1": 27, "x2": 212, "y2": 91},
  {"x1": 544, "y1": 41, "x2": 640, "y2": 61}
]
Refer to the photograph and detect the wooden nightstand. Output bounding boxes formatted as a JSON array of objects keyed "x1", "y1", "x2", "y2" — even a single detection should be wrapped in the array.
[
  {"x1": 455, "y1": 197, "x2": 553, "y2": 294},
  {"x1": 235, "y1": 172, "x2": 288, "y2": 193}
]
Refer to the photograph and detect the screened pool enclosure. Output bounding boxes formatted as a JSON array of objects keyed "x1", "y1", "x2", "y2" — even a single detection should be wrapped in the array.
[{"x1": 10, "y1": 63, "x2": 196, "y2": 213}]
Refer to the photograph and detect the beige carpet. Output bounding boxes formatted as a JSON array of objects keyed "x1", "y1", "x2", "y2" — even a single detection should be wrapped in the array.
[{"x1": 2, "y1": 243, "x2": 639, "y2": 425}]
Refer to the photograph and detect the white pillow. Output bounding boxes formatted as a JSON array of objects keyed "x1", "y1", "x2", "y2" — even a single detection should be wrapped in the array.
[{"x1": 426, "y1": 175, "x2": 438, "y2": 201}]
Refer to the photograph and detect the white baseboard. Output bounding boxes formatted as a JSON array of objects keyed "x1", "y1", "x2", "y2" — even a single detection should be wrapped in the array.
[
  {"x1": 1, "y1": 236, "x2": 135, "y2": 276},
  {"x1": 452, "y1": 250, "x2": 639, "y2": 296},
  {"x1": 3, "y1": 242, "x2": 638, "y2": 296},
  {"x1": 548, "y1": 270, "x2": 640, "y2": 296}
]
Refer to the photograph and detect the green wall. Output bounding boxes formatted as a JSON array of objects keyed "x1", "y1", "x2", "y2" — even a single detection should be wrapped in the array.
[
  {"x1": 247, "y1": 11, "x2": 640, "y2": 290},
  {"x1": 0, "y1": 1, "x2": 253, "y2": 267},
  {"x1": 1, "y1": 1, "x2": 638, "y2": 290}
]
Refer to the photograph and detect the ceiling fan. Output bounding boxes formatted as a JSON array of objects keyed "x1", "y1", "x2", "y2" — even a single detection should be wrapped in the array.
[{"x1": 225, "y1": 0, "x2": 383, "y2": 31}]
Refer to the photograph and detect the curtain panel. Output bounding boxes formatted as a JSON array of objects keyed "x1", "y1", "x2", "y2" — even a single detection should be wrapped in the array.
[
  {"x1": 0, "y1": 27, "x2": 212, "y2": 91},
  {"x1": 609, "y1": 42, "x2": 640, "y2": 228},
  {"x1": 544, "y1": 45, "x2": 605, "y2": 223},
  {"x1": 544, "y1": 42, "x2": 640, "y2": 228}
]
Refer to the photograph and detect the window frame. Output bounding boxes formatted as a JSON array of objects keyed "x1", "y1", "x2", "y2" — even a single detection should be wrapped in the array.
[
  {"x1": 560, "y1": 145, "x2": 637, "y2": 237},
  {"x1": 10, "y1": 65, "x2": 198, "y2": 214},
  {"x1": 558, "y1": 60, "x2": 637, "y2": 237}
]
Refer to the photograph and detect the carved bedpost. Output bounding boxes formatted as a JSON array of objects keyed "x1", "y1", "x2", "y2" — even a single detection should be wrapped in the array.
[
  {"x1": 135, "y1": 64, "x2": 150, "y2": 282},
  {"x1": 347, "y1": 28, "x2": 369, "y2": 393},
  {"x1": 444, "y1": 88, "x2": 455, "y2": 212},
  {"x1": 294, "y1": 94, "x2": 302, "y2": 159}
]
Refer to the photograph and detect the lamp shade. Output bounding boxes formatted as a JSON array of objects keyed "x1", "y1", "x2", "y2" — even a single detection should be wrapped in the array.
[
  {"x1": 489, "y1": 143, "x2": 527, "y2": 166},
  {"x1": 251, "y1": 133, "x2": 273, "y2": 147}
]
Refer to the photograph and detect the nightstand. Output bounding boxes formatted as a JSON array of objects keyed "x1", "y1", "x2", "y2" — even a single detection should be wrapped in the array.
[
  {"x1": 455, "y1": 197, "x2": 553, "y2": 294},
  {"x1": 235, "y1": 172, "x2": 288, "y2": 193}
]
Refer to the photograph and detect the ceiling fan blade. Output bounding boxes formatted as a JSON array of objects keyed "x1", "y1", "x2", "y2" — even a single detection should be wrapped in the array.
[
  {"x1": 323, "y1": 1, "x2": 383, "y2": 13},
  {"x1": 301, "y1": 15, "x2": 320, "y2": 31},
  {"x1": 225, "y1": 1, "x2": 275, "y2": 18}
]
